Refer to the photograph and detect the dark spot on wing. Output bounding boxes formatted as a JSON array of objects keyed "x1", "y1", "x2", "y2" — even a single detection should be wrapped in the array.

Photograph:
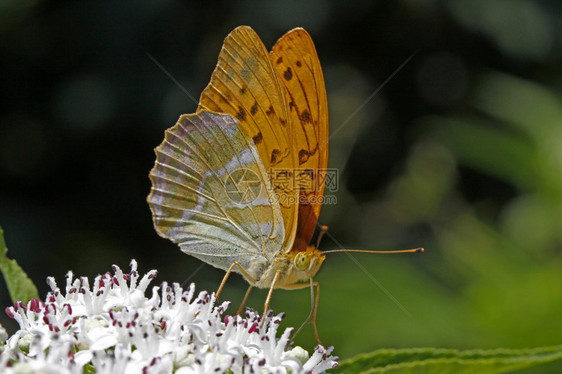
[
  {"x1": 289, "y1": 99, "x2": 296, "y2": 111},
  {"x1": 276, "y1": 169, "x2": 291, "y2": 179},
  {"x1": 271, "y1": 149, "x2": 282, "y2": 164},
  {"x1": 299, "y1": 109, "x2": 312, "y2": 123},
  {"x1": 266, "y1": 106, "x2": 275, "y2": 116},
  {"x1": 298, "y1": 169, "x2": 315, "y2": 195},
  {"x1": 284, "y1": 67, "x2": 293, "y2": 81},
  {"x1": 273, "y1": 169, "x2": 292, "y2": 194},
  {"x1": 280, "y1": 118, "x2": 287, "y2": 126},
  {"x1": 296, "y1": 60, "x2": 302, "y2": 67},
  {"x1": 299, "y1": 149, "x2": 310, "y2": 165},
  {"x1": 276, "y1": 57, "x2": 283, "y2": 65},
  {"x1": 252, "y1": 132, "x2": 263, "y2": 145},
  {"x1": 240, "y1": 87, "x2": 247, "y2": 94},
  {"x1": 236, "y1": 107, "x2": 246, "y2": 121},
  {"x1": 240, "y1": 67, "x2": 252, "y2": 81},
  {"x1": 250, "y1": 102, "x2": 258, "y2": 115}
]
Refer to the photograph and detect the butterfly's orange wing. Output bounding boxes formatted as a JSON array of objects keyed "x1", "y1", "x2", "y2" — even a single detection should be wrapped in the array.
[
  {"x1": 198, "y1": 26, "x2": 299, "y2": 250},
  {"x1": 270, "y1": 28, "x2": 329, "y2": 251}
]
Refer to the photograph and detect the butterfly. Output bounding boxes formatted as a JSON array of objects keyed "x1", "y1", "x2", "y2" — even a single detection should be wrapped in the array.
[{"x1": 147, "y1": 26, "x2": 422, "y2": 343}]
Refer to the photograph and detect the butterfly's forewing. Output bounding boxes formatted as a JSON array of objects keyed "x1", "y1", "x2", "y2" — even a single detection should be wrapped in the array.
[
  {"x1": 198, "y1": 26, "x2": 299, "y2": 251},
  {"x1": 270, "y1": 28, "x2": 329, "y2": 251},
  {"x1": 147, "y1": 111, "x2": 285, "y2": 280}
]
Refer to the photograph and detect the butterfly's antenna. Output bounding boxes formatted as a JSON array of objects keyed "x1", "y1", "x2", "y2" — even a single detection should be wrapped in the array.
[
  {"x1": 322, "y1": 247, "x2": 424, "y2": 254},
  {"x1": 316, "y1": 225, "x2": 329, "y2": 248}
]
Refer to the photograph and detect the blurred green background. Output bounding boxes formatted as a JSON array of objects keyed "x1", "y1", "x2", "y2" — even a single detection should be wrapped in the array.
[{"x1": 1, "y1": 1, "x2": 562, "y2": 372}]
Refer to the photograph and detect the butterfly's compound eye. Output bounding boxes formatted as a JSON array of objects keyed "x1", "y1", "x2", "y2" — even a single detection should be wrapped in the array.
[{"x1": 294, "y1": 252, "x2": 310, "y2": 271}]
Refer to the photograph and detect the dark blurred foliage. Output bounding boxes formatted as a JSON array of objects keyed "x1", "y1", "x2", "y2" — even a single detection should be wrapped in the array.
[{"x1": 1, "y1": 1, "x2": 562, "y2": 371}]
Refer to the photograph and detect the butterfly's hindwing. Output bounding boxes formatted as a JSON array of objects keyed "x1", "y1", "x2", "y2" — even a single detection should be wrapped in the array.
[{"x1": 147, "y1": 111, "x2": 285, "y2": 279}]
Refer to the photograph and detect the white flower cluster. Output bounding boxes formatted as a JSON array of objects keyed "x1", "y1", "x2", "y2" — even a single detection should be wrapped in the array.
[{"x1": 0, "y1": 260, "x2": 338, "y2": 373}]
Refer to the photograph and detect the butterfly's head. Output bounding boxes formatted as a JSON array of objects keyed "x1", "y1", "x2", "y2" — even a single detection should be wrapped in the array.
[{"x1": 291, "y1": 246, "x2": 326, "y2": 280}]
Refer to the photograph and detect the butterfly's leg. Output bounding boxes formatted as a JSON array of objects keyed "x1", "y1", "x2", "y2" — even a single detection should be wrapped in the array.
[
  {"x1": 216, "y1": 261, "x2": 257, "y2": 300},
  {"x1": 311, "y1": 280, "x2": 321, "y2": 345},
  {"x1": 260, "y1": 270, "x2": 281, "y2": 327},
  {"x1": 216, "y1": 263, "x2": 236, "y2": 300},
  {"x1": 237, "y1": 285, "x2": 253, "y2": 315},
  {"x1": 284, "y1": 280, "x2": 322, "y2": 345}
]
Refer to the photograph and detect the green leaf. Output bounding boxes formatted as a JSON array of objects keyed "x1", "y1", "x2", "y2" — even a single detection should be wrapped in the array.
[
  {"x1": 0, "y1": 226, "x2": 39, "y2": 304},
  {"x1": 337, "y1": 345, "x2": 562, "y2": 374}
]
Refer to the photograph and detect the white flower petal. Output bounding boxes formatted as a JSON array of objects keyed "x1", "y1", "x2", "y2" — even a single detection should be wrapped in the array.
[{"x1": 1, "y1": 260, "x2": 338, "y2": 373}]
